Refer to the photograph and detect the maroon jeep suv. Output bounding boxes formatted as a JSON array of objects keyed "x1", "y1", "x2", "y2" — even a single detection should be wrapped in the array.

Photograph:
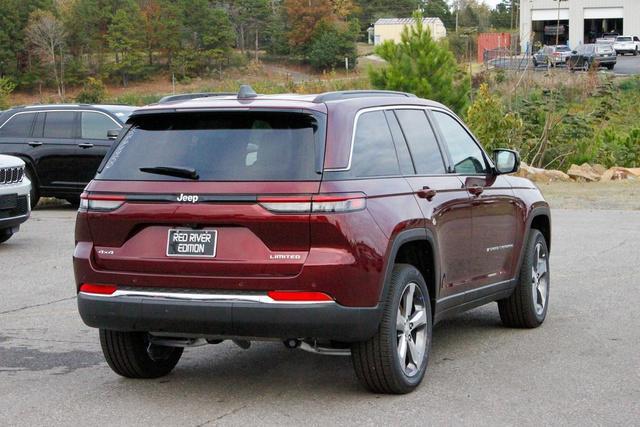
[{"x1": 74, "y1": 87, "x2": 551, "y2": 394}]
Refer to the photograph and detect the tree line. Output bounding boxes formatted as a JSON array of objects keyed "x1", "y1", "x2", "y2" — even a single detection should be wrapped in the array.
[{"x1": 0, "y1": 0, "x2": 518, "y2": 98}]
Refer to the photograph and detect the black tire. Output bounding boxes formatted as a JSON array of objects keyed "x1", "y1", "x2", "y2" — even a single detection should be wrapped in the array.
[
  {"x1": 498, "y1": 229, "x2": 550, "y2": 328},
  {"x1": 351, "y1": 264, "x2": 432, "y2": 394},
  {"x1": 583, "y1": 61, "x2": 590, "y2": 72},
  {"x1": 0, "y1": 228, "x2": 13, "y2": 244},
  {"x1": 634, "y1": 49, "x2": 638, "y2": 56},
  {"x1": 24, "y1": 167, "x2": 40, "y2": 208},
  {"x1": 99, "y1": 329, "x2": 183, "y2": 379}
]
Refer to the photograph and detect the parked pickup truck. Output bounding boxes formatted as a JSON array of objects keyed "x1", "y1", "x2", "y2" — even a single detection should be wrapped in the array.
[{"x1": 613, "y1": 36, "x2": 640, "y2": 56}]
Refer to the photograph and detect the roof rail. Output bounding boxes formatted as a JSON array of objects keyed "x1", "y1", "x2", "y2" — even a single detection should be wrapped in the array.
[
  {"x1": 313, "y1": 90, "x2": 416, "y2": 103},
  {"x1": 157, "y1": 92, "x2": 236, "y2": 104}
]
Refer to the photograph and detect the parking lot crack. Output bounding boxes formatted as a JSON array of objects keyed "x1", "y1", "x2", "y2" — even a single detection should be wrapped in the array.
[
  {"x1": 195, "y1": 404, "x2": 248, "y2": 426},
  {"x1": 0, "y1": 296, "x2": 75, "y2": 316}
]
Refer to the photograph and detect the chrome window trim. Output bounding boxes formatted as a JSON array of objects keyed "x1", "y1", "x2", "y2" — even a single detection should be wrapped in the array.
[
  {"x1": 80, "y1": 290, "x2": 336, "y2": 305},
  {"x1": 0, "y1": 109, "x2": 123, "y2": 131},
  {"x1": 324, "y1": 104, "x2": 487, "y2": 173}
]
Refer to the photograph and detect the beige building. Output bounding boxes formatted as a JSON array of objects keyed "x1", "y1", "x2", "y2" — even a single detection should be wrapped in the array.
[
  {"x1": 374, "y1": 18, "x2": 446, "y2": 45},
  {"x1": 520, "y1": 0, "x2": 640, "y2": 51}
]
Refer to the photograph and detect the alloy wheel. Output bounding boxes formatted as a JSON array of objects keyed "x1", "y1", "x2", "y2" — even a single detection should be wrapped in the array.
[
  {"x1": 395, "y1": 282, "x2": 428, "y2": 377},
  {"x1": 531, "y1": 242, "x2": 549, "y2": 316}
]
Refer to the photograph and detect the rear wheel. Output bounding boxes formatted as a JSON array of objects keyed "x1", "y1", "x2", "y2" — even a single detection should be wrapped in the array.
[
  {"x1": 0, "y1": 228, "x2": 13, "y2": 244},
  {"x1": 351, "y1": 264, "x2": 432, "y2": 394},
  {"x1": 498, "y1": 229, "x2": 550, "y2": 328},
  {"x1": 582, "y1": 61, "x2": 590, "y2": 71},
  {"x1": 99, "y1": 329, "x2": 183, "y2": 378}
]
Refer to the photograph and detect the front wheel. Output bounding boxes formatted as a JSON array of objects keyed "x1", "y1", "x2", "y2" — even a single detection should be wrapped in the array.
[
  {"x1": 100, "y1": 330, "x2": 183, "y2": 378},
  {"x1": 24, "y1": 168, "x2": 39, "y2": 208},
  {"x1": 351, "y1": 264, "x2": 432, "y2": 394},
  {"x1": 498, "y1": 229, "x2": 550, "y2": 328},
  {"x1": 0, "y1": 228, "x2": 13, "y2": 244}
]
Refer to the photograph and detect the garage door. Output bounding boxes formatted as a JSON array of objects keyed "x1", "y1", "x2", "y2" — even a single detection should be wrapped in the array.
[
  {"x1": 532, "y1": 9, "x2": 569, "y2": 21},
  {"x1": 584, "y1": 8, "x2": 624, "y2": 19}
]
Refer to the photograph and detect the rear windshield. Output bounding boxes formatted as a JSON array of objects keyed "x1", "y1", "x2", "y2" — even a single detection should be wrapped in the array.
[
  {"x1": 596, "y1": 45, "x2": 614, "y2": 54},
  {"x1": 555, "y1": 46, "x2": 570, "y2": 52},
  {"x1": 617, "y1": 37, "x2": 632, "y2": 42},
  {"x1": 97, "y1": 111, "x2": 324, "y2": 181}
]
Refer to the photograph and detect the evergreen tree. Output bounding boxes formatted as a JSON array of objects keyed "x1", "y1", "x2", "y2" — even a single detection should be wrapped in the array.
[
  {"x1": 423, "y1": 0, "x2": 453, "y2": 29},
  {"x1": 307, "y1": 21, "x2": 357, "y2": 70},
  {"x1": 357, "y1": 0, "x2": 420, "y2": 26},
  {"x1": 369, "y1": 12, "x2": 470, "y2": 115},
  {"x1": 107, "y1": 5, "x2": 146, "y2": 86}
]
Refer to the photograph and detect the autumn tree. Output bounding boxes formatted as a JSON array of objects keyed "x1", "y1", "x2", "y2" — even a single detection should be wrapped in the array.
[
  {"x1": 140, "y1": 0, "x2": 181, "y2": 66},
  {"x1": 284, "y1": 0, "x2": 334, "y2": 48}
]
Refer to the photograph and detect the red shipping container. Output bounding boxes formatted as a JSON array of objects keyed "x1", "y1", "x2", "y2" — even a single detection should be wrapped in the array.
[{"x1": 478, "y1": 33, "x2": 512, "y2": 63}]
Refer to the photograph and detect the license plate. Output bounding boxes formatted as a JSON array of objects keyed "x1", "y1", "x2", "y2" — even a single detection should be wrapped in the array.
[
  {"x1": 166, "y1": 229, "x2": 217, "y2": 258},
  {"x1": 0, "y1": 194, "x2": 17, "y2": 210}
]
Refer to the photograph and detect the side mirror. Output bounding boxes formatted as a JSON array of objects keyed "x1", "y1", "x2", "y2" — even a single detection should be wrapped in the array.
[
  {"x1": 493, "y1": 149, "x2": 520, "y2": 175},
  {"x1": 572, "y1": 50, "x2": 578, "y2": 54},
  {"x1": 107, "y1": 129, "x2": 120, "y2": 140}
]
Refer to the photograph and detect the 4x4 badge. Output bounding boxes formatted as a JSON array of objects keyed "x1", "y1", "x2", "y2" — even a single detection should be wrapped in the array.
[{"x1": 176, "y1": 193, "x2": 199, "y2": 203}]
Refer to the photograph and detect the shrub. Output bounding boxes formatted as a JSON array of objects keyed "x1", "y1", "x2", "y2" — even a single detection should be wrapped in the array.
[
  {"x1": 307, "y1": 21, "x2": 357, "y2": 71},
  {"x1": 466, "y1": 83, "x2": 522, "y2": 153},
  {"x1": 76, "y1": 78, "x2": 108, "y2": 104},
  {"x1": 370, "y1": 12, "x2": 470, "y2": 115},
  {"x1": 0, "y1": 77, "x2": 16, "y2": 109}
]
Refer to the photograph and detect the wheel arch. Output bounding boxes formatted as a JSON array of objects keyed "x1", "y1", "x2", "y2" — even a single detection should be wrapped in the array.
[
  {"x1": 513, "y1": 206, "x2": 551, "y2": 281},
  {"x1": 529, "y1": 210, "x2": 551, "y2": 252},
  {"x1": 378, "y1": 228, "x2": 440, "y2": 316}
]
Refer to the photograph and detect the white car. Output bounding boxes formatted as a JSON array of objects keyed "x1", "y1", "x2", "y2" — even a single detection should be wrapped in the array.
[
  {"x1": 0, "y1": 154, "x2": 31, "y2": 243},
  {"x1": 613, "y1": 36, "x2": 640, "y2": 56}
]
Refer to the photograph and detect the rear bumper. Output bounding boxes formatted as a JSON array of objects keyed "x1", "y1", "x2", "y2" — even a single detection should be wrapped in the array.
[{"x1": 77, "y1": 292, "x2": 382, "y2": 342}]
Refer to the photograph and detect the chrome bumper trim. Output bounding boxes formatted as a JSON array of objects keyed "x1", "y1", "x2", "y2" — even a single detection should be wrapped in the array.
[{"x1": 79, "y1": 289, "x2": 335, "y2": 305}]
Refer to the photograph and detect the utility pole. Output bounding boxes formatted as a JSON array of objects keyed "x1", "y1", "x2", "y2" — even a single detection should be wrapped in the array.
[{"x1": 554, "y1": 0, "x2": 567, "y2": 46}]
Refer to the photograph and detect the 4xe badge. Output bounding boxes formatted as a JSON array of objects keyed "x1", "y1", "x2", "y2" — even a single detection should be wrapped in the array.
[{"x1": 177, "y1": 193, "x2": 199, "y2": 203}]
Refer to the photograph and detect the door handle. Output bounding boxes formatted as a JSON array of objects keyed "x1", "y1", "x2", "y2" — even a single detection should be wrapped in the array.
[
  {"x1": 28, "y1": 141, "x2": 43, "y2": 147},
  {"x1": 417, "y1": 186, "x2": 437, "y2": 200},
  {"x1": 78, "y1": 143, "x2": 94, "y2": 149},
  {"x1": 468, "y1": 185, "x2": 484, "y2": 196}
]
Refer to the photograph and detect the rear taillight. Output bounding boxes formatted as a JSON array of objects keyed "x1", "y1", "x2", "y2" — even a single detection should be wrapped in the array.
[
  {"x1": 267, "y1": 290, "x2": 333, "y2": 302},
  {"x1": 258, "y1": 193, "x2": 366, "y2": 214},
  {"x1": 79, "y1": 283, "x2": 117, "y2": 295},
  {"x1": 79, "y1": 193, "x2": 125, "y2": 212}
]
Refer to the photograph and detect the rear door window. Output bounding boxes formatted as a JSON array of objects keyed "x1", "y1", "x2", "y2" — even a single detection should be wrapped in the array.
[
  {"x1": 384, "y1": 110, "x2": 415, "y2": 175},
  {"x1": 432, "y1": 111, "x2": 488, "y2": 175},
  {"x1": 0, "y1": 113, "x2": 36, "y2": 137},
  {"x1": 394, "y1": 109, "x2": 445, "y2": 175},
  {"x1": 81, "y1": 112, "x2": 119, "y2": 139},
  {"x1": 349, "y1": 110, "x2": 400, "y2": 177},
  {"x1": 98, "y1": 111, "x2": 324, "y2": 181},
  {"x1": 43, "y1": 112, "x2": 76, "y2": 139}
]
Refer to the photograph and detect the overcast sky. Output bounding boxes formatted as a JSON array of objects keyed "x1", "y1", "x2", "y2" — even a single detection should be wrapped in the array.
[{"x1": 481, "y1": 0, "x2": 501, "y2": 8}]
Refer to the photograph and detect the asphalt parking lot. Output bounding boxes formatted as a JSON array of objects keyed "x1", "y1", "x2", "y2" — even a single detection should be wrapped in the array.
[
  {"x1": 1, "y1": 204, "x2": 639, "y2": 426},
  {"x1": 492, "y1": 54, "x2": 640, "y2": 75}
]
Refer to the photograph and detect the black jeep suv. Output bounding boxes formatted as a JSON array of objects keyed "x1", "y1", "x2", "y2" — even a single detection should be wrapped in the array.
[{"x1": 0, "y1": 104, "x2": 136, "y2": 206}]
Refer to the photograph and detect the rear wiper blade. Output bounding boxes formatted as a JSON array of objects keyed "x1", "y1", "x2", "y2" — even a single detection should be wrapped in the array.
[{"x1": 139, "y1": 166, "x2": 199, "y2": 180}]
